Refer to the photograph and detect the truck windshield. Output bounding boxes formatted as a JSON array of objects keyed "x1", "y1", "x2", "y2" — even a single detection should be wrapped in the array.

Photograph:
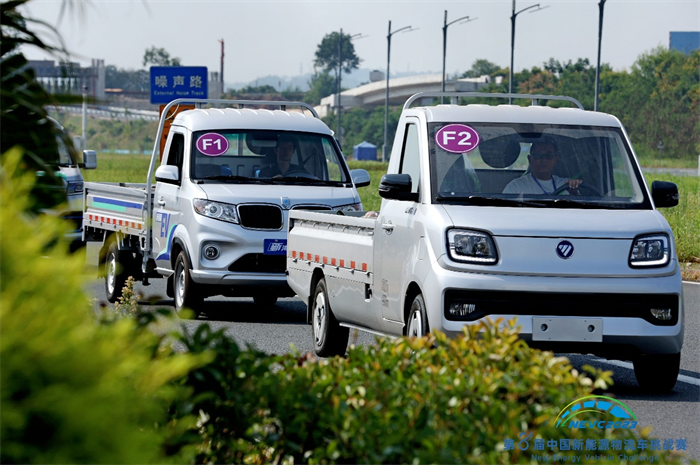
[
  {"x1": 428, "y1": 122, "x2": 650, "y2": 209},
  {"x1": 190, "y1": 130, "x2": 349, "y2": 185}
]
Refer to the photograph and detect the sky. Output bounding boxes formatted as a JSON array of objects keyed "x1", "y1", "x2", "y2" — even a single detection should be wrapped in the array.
[{"x1": 21, "y1": 0, "x2": 700, "y2": 88}]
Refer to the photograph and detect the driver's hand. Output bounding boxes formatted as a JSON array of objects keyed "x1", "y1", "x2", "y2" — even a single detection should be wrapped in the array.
[{"x1": 568, "y1": 179, "x2": 583, "y2": 190}]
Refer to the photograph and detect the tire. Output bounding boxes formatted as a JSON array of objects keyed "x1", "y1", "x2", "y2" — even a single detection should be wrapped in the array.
[
  {"x1": 105, "y1": 240, "x2": 128, "y2": 303},
  {"x1": 633, "y1": 352, "x2": 680, "y2": 392},
  {"x1": 311, "y1": 278, "x2": 349, "y2": 357},
  {"x1": 253, "y1": 295, "x2": 278, "y2": 307},
  {"x1": 405, "y1": 293, "x2": 430, "y2": 338},
  {"x1": 173, "y1": 251, "x2": 203, "y2": 316}
]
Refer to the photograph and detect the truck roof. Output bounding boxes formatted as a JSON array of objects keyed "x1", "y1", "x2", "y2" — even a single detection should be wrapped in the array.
[
  {"x1": 172, "y1": 107, "x2": 334, "y2": 135},
  {"x1": 409, "y1": 103, "x2": 622, "y2": 127}
]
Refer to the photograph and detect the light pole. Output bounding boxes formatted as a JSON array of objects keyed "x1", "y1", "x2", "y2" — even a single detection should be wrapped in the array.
[
  {"x1": 509, "y1": 1, "x2": 548, "y2": 103},
  {"x1": 594, "y1": 0, "x2": 607, "y2": 112},
  {"x1": 337, "y1": 30, "x2": 364, "y2": 143},
  {"x1": 384, "y1": 20, "x2": 415, "y2": 162},
  {"x1": 442, "y1": 10, "x2": 477, "y2": 103}
]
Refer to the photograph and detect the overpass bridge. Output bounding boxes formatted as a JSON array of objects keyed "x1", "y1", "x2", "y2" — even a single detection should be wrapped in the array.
[{"x1": 315, "y1": 73, "x2": 496, "y2": 117}]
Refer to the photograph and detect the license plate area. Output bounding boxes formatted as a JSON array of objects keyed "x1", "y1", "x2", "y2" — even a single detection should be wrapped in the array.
[
  {"x1": 263, "y1": 239, "x2": 287, "y2": 255},
  {"x1": 532, "y1": 317, "x2": 603, "y2": 342}
]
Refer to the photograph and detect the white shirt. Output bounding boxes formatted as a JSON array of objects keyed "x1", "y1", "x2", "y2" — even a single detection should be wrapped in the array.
[{"x1": 503, "y1": 173, "x2": 570, "y2": 195}]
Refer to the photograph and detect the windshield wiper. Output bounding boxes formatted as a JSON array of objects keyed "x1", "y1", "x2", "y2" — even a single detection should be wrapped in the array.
[
  {"x1": 203, "y1": 175, "x2": 274, "y2": 184},
  {"x1": 551, "y1": 198, "x2": 625, "y2": 209},
  {"x1": 438, "y1": 194, "x2": 546, "y2": 208}
]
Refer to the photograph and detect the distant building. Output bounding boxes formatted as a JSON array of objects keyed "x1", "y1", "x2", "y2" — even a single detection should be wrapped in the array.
[
  {"x1": 670, "y1": 31, "x2": 700, "y2": 54},
  {"x1": 26, "y1": 59, "x2": 106, "y2": 99}
]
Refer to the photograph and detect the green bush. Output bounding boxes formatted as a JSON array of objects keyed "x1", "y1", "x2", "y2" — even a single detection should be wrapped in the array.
[
  {"x1": 0, "y1": 149, "x2": 211, "y2": 464},
  {"x1": 171, "y1": 320, "x2": 685, "y2": 464}
]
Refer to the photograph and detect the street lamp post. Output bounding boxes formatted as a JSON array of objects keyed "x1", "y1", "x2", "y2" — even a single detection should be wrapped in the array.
[
  {"x1": 594, "y1": 0, "x2": 607, "y2": 112},
  {"x1": 337, "y1": 30, "x2": 365, "y2": 143},
  {"x1": 509, "y1": 1, "x2": 548, "y2": 104},
  {"x1": 442, "y1": 11, "x2": 477, "y2": 104},
  {"x1": 384, "y1": 20, "x2": 414, "y2": 162}
]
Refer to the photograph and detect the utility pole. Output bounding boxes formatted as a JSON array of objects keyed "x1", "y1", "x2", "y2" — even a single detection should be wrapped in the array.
[
  {"x1": 442, "y1": 10, "x2": 476, "y2": 103},
  {"x1": 594, "y1": 0, "x2": 607, "y2": 112},
  {"x1": 384, "y1": 21, "x2": 414, "y2": 162},
  {"x1": 219, "y1": 39, "x2": 225, "y2": 96},
  {"x1": 509, "y1": 1, "x2": 548, "y2": 103}
]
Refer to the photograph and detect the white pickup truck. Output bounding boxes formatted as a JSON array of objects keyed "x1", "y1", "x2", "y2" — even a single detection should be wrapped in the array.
[
  {"x1": 287, "y1": 92, "x2": 684, "y2": 391},
  {"x1": 84, "y1": 98, "x2": 369, "y2": 312}
]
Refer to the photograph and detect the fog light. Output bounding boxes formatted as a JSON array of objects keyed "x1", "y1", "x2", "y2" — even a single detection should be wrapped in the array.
[
  {"x1": 650, "y1": 308, "x2": 672, "y2": 321},
  {"x1": 449, "y1": 303, "x2": 476, "y2": 316},
  {"x1": 203, "y1": 244, "x2": 220, "y2": 260}
]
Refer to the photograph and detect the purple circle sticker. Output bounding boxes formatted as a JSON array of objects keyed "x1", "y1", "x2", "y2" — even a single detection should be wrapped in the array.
[
  {"x1": 196, "y1": 133, "x2": 229, "y2": 157},
  {"x1": 435, "y1": 124, "x2": 481, "y2": 154}
]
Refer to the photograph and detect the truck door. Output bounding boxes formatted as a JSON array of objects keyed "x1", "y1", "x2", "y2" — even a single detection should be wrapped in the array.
[
  {"x1": 376, "y1": 119, "x2": 422, "y2": 333},
  {"x1": 153, "y1": 132, "x2": 185, "y2": 267}
]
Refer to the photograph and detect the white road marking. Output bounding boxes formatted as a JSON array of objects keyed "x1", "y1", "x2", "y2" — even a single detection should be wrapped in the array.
[{"x1": 595, "y1": 358, "x2": 700, "y2": 387}]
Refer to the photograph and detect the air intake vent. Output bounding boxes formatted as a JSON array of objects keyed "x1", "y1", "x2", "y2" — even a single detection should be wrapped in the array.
[
  {"x1": 237, "y1": 204, "x2": 283, "y2": 230},
  {"x1": 228, "y1": 254, "x2": 286, "y2": 273}
]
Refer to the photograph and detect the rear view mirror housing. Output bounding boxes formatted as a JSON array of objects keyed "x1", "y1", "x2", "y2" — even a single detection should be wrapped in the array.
[
  {"x1": 378, "y1": 173, "x2": 419, "y2": 202},
  {"x1": 651, "y1": 180, "x2": 679, "y2": 208}
]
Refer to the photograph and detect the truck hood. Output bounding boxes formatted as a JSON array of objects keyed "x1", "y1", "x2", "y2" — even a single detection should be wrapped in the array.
[
  {"x1": 438, "y1": 206, "x2": 675, "y2": 277},
  {"x1": 198, "y1": 183, "x2": 359, "y2": 209},
  {"x1": 440, "y1": 206, "x2": 670, "y2": 239}
]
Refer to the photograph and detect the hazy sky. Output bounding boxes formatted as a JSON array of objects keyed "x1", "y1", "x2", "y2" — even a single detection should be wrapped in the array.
[{"x1": 22, "y1": 0, "x2": 700, "y2": 86}]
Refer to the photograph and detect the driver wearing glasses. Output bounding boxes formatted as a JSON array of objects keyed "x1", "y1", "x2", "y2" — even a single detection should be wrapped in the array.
[{"x1": 502, "y1": 140, "x2": 583, "y2": 195}]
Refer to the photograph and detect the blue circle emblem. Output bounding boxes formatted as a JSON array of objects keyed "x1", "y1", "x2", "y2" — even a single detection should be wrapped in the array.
[{"x1": 556, "y1": 240, "x2": 574, "y2": 259}]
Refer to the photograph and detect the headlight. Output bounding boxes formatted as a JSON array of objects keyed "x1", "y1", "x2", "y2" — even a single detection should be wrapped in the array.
[
  {"x1": 66, "y1": 181, "x2": 84, "y2": 194},
  {"x1": 629, "y1": 234, "x2": 669, "y2": 267},
  {"x1": 193, "y1": 199, "x2": 239, "y2": 224},
  {"x1": 447, "y1": 229, "x2": 498, "y2": 264},
  {"x1": 333, "y1": 202, "x2": 363, "y2": 212}
]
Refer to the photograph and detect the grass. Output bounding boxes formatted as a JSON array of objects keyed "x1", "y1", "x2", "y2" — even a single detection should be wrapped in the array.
[
  {"x1": 644, "y1": 174, "x2": 700, "y2": 281},
  {"x1": 85, "y1": 154, "x2": 698, "y2": 281}
]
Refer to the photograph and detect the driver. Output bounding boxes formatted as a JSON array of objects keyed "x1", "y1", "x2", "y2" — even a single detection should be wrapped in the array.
[
  {"x1": 258, "y1": 135, "x2": 306, "y2": 178},
  {"x1": 502, "y1": 140, "x2": 582, "y2": 195}
]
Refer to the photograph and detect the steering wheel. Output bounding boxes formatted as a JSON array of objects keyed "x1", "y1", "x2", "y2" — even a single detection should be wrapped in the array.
[
  {"x1": 552, "y1": 182, "x2": 602, "y2": 196},
  {"x1": 282, "y1": 169, "x2": 319, "y2": 180}
]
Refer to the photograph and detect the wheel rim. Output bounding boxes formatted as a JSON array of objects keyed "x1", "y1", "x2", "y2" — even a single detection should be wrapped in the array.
[
  {"x1": 313, "y1": 290, "x2": 327, "y2": 347},
  {"x1": 106, "y1": 252, "x2": 116, "y2": 295},
  {"x1": 175, "y1": 264, "x2": 186, "y2": 309}
]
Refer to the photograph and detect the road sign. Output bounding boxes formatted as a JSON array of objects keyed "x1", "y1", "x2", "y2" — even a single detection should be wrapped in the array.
[{"x1": 150, "y1": 66, "x2": 208, "y2": 104}]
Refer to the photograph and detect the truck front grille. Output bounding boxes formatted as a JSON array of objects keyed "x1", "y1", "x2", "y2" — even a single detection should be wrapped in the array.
[
  {"x1": 228, "y1": 254, "x2": 286, "y2": 273},
  {"x1": 237, "y1": 204, "x2": 283, "y2": 230}
]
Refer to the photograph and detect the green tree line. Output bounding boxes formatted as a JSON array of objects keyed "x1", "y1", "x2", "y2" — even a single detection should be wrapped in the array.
[{"x1": 332, "y1": 50, "x2": 698, "y2": 159}]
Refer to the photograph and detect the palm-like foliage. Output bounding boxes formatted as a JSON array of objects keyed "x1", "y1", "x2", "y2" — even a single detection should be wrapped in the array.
[{"x1": 1, "y1": 0, "x2": 74, "y2": 210}]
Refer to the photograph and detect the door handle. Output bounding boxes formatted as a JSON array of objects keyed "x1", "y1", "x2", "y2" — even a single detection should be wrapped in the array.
[
  {"x1": 381, "y1": 222, "x2": 394, "y2": 233},
  {"x1": 157, "y1": 197, "x2": 166, "y2": 207}
]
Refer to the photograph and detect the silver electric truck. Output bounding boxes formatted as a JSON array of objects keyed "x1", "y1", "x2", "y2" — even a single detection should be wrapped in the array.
[
  {"x1": 286, "y1": 92, "x2": 684, "y2": 392},
  {"x1": 83, "y1": 99, "x2": 369, "y2": 313}
]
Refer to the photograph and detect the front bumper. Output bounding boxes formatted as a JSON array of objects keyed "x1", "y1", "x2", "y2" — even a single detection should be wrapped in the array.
[{"x1": 423, "y1": 263, "x2": 684, "y2": 359}]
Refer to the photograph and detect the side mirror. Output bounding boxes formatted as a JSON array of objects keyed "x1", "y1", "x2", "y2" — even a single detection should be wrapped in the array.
[
  {"x1": 651, "y1": 180, "x2": 679, "y2": 208},
  {"x1": 378, "y1": 173, "x2": 419, "y2": 202},
  {"x1": 82, "y1": 150, "x2": 97, "y2": 170},
  {"x1": 350, "y1": 169, "x2": 371, "y2": 188},
  {"x1": 155, "y1": 165, "x2": 180, "y2": 184}
]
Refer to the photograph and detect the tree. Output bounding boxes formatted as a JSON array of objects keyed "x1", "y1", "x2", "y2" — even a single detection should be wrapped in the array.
[
  {"x1": 142, "y1": 46, "x2": 181, "y2": 67},
  {"x1": 313, "y1": 31, "x2": 361, "y2": 103},
  {"x1": 304, "y1": 70, "x2": 336, "y2": 105},
  {"x1": 461, "y1": 59, "x2": 501, "y2": 78},
  {"x1": 105, "y1": 65, "x2": 149, "y2": 91}
]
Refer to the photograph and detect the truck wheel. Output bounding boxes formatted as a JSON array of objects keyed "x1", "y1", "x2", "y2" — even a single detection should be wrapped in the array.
[
  {"x1": 253, "y1": 295, "x2": 278, "y2": 307},
  {"x1": 406, "y1": 293, "x2": 430, "y2": 337},
  {"x1": 105, "y1": 241, "x2": 128, "y2": 303},
  {"x1": 312, "y1": 278, "x2": 349, "y2": 357},
  {"x1": 174, "y1": 251, "x2": 203, "y2": 316},
  {"x1": 633, "y1": 352, "x2": 680, "y2": 392}
]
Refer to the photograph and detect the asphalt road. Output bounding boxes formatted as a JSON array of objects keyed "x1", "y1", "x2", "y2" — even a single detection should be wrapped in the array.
[{"x1": 84, "y1": 246, "x2": 699, "y2": 460}]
